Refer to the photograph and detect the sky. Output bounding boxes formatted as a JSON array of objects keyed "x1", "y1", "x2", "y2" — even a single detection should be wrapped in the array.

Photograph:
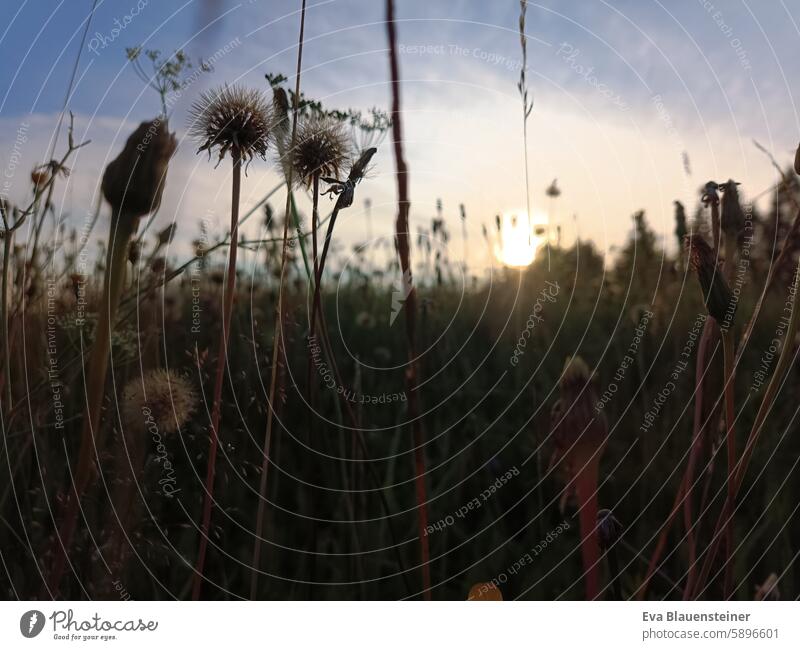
[{"x1": 1, "y1": 0, "x2": 798, "y2": 275}]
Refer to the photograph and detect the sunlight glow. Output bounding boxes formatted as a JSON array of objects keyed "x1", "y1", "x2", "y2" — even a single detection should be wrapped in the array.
[{"x1": 495, "y1": 210, "x2": 548, "y2": 267}]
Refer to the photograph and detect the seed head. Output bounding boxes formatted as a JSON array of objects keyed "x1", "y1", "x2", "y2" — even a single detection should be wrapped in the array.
[
  {"x1": 292, "y1": 115, "x2": 350, "y2": 187},
  {"x1": 188, "y1": 85, "x2": 272, "y2": 165},
  {"x1": 102, "y1": 119, "x2": 177, "y2": 219},
  {"x1": 122, "y1": 368, "x2": 196, "y2": 435}
]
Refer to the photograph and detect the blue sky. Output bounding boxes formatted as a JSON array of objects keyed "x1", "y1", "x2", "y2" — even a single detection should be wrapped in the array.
[{"x1": 1, "y1": 0, "x2": 798, "y2": 271}]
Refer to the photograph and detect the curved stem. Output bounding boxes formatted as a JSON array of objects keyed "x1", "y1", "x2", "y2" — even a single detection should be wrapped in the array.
[{"x1": 46, "y1": 208, "x2": 137, "y2": 596}]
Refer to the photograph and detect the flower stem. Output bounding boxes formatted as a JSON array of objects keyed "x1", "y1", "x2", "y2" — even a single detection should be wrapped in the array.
[
  {"x1": 575, "y1": 460, "x2": 601, "y2": 600},
  {"x1": 721, "y1": 329, "x2": 736, "y2": 598},
  {"x1": 46, "y1": 207, "x2": 137, "y2": 596},
  {"x1": 192, "y1": 146, "x2": 242, "y2": 600},
  {"x1": 692, "y1": 261, "x2": 800, "y2": 598}
]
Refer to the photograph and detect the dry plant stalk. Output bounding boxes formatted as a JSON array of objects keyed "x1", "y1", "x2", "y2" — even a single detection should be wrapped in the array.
[
  {"x1": 250, "y1": 0, "x2": 307, "y2": 600},
  {"x1": 187, "y1": 85, "x2": 272, "y2": 599},
  {"x1": 47, "y1": 118, "x2": 175, "y2": 595},
  {"x1": 386, "y1": 0, "x2": 432, "y2": 600}
]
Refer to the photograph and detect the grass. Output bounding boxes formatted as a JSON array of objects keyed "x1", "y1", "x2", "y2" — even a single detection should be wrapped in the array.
[{"x1": 1, "y1": 3, "x2": 800, "y2": 602}]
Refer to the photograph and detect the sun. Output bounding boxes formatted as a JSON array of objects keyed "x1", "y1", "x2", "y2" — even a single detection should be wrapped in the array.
[{"x1": 495, "y1": 210, "x2": 548, "y2": 267}]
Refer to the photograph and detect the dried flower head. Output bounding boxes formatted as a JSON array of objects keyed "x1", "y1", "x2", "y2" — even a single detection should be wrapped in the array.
[
  {"x1": 467, "y1": 582, "x2": 503, "y2": 601},
  {"x1": 102, "y1": 119, "x2": 177, "y2": 219},
  {"x1": 292, "y1": 115, "x2": 350, "y2": 187},
  {"x1": 122, "y1": 368, "x2": 196, "y2": 435},
  {"x1": 720, "y1": 179, "x2": 744, "y2": 236},
  {"x1": 684, "y1": 234, "x2": 735, "y2": 326},
  {"x1": 550, "y1": 356, "x2": 608, "y2": 473},
  {"x1": 188, "y1": 85, "x2": 272, "y2": 165}
]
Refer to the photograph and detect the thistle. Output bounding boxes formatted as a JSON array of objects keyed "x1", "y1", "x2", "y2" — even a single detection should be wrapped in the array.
[
  {"x1": 291, "y1": 115, "x2": 349, "y2": 188},
  {"x1": 550, "y1": 356, "x2": 608, "y2": 599},
  {"x1": 188, "y1": 85, "x2": 272, "y2": 599},
  {"x1": 189, "y1": 85, "x2": 272, "y2": 166}
]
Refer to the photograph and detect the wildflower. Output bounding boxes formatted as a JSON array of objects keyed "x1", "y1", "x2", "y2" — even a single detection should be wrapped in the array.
[
  {"x1": 292, "y1": 116, "x2": 350, "y2": 187},
  {"x1": 122, "y1": 368, "x2": 196, "y2": 435},
  {"x1": 102, "y1": 119, "x2": 177, "y2": 219},
  {"x1": 188, "y1": 85, "x2": 272, "y2": 165}
]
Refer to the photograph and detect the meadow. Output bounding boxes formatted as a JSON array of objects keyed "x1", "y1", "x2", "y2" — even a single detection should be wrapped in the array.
[{"x1": 1, "y1": 0, "x2": 799, "y2": 602}]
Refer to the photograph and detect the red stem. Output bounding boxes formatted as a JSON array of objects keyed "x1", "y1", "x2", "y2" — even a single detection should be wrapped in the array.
[
  {"x1": 574, "y1": 460, "x2": 601, "y2": 600},
  {"x1": 192, "y1": 148, "x2": 241, "y2": 600},
  {"x1": 386, "y1": 0, "x2": 431, "y2": 599}
]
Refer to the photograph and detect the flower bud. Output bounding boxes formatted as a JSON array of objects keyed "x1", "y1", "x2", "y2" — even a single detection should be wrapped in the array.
[
  {"x1": 720, "y1": 180, "x2": 744, "y2": 236},
  {"x1": 685, "y1": 234, "x2": 735, "y2": 327},
  {"x1": 102, "y1": 118, "x2": 177, "y2": 219}
]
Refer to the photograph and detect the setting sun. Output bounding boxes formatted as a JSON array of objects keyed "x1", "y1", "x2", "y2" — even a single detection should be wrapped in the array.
[{"x1": 495, "y1": 210, "x2": 548, "y2": 267}]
